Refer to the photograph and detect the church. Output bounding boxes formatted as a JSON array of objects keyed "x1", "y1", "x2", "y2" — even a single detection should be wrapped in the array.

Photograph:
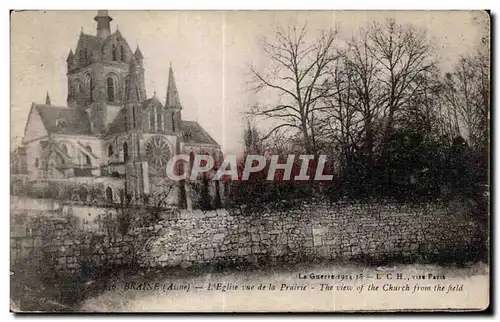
[{"x1": 12, "y1": 11, "x2": 223, "y2": 208}]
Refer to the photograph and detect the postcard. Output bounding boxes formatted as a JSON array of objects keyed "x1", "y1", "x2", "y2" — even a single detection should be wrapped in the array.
[{"x1": 10, "y1": 10, "x2": 490, "y2": 312}]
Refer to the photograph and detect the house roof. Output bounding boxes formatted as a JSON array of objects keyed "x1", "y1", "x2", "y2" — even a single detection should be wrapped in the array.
[
  {"x1": 35, "y1": 104, "x2": 92, "y2": 135},
  {"x1": 181, "y1": 120, "x2": 219, "y2": 146}
]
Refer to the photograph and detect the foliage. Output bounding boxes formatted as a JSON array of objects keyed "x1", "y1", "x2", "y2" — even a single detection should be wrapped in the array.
[
  {"x1": 147, "y1": 183, "x2": 175, "y2": 220},
  {"x1": 231, "y1": 19, "x2": 489, "y2": 218},
  {"x1": 116, "y1": 189, "x2": 132, "y2": 236},
  {"x1": 189, "y1": 175, "x2": 214, "y2": 211}
]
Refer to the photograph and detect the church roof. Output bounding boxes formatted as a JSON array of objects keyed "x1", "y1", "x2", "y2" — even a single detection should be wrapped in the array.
[
  {"x1": 78, "y1": 33, "x2": 101, "y2": 54},
  {"x1": 181, "y1": 120, "x2": 219, "y2": 146},
  {"x1": 101, "y1": 31, "x2": 123, "y2": 48},
  {"x1": 106, "y1": 108, "x2": 127, "y2": 135},
  {"x1": 142, "y1": 95, "x2": 163, "y2": 109},
  {"x1": 105, "y1": 104, "x2": 219, "y2": 147},
  {"x1": 35, "y1": 104, "x2": 92, "y2": 135},
  {"x1": 29, "y1": 11, "x2": 219, "y2": 148}
]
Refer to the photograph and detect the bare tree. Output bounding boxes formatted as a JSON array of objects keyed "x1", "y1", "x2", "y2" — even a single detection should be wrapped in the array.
[
  {"x1": 398, "y1": 71, "x2": 444, "y2": 139},
  {"x1": 243, "y1": 119, "x2": 264, "y2": 155},
  {"x1": 443, "y1": 50, "x2": 490, "y2": 149},
  {"x1": 343, "y1": 29, "x2": 386, "y2": 164},
  {"x1": 365, "y1": 19, "x2": 438, "y2": 159},
  {"x1": 116, "y1": 188, "x2": 133, "y2": 235},
  {"x1": 319, "y1": 56, "x2": 362, "y2": 170},
  {"x1": 148, "y1": 183, "x2": 175, "y2": 220},
  {"x1": 249, "y1": 24, "x2": 339, "y2": 154}
]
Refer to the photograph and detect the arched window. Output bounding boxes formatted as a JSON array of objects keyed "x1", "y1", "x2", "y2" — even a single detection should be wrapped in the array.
[
  {"x1": 77, "y1": 81, "x2": 82, "y2": 93},
  {"x1": 78, "y1": 186, "x2": 88, "y2": 202},
  {"x1": 79, "y1": 152, "x2": 91, "y2": 167},
  {"x1": 157, "y1": 108, "x2": 163, "y2": 132},
  {"x1": 83, "y1": 47, "x2": 88, "y2": 62},
  {"x1": 105, "y1": 187, "x2": 113, "y2": 203},
  {"x1": 120, "y1": 45, "x2": 125, "y2": 62},
  {"x1": 136, "y1": 87, "x2": 141, "y2": 101},
  {"x1": 60, "y1": 143, "x2": 68, "y2": 155},
  {"x1": 107, "y1": 77, "x2": 115, "y2": 102},
  {"x1": 172, "y1": 113, "x2": 176, "y2": 132},
  {"x1": 124, "y1": 77, "x2": 130, "y2": 99},
  {"x1": 79, "y1": 49, "x2": 86, "y2": 63},
  {"x1": 85, "y1": 145, "x2": 92, "y2": 153},
  {"x1": 149, "y1": 109, "x2": 155, "y2": 132},
  {"x1": 132, "y1": 106, "x2": 136, "y2": 129},
  {"x1": 108, "y1": 144, "x2": 114, "y2": 157},
  {"x1": 84, "y1": 74, "x2": 93, "y2": 102},
  {"x1": 112, "y1": 44, "x2": 117, "y2": 61},
  {"x1": 123, "y1": 142, "x2": 129, "y2": 162}
]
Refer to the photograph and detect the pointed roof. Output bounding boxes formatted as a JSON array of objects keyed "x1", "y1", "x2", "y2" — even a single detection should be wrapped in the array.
[
  {"x1": 166, "y1": 63, "x2": 182, "y2": 109},
  {"x1": 125, "y1": 57, "x2": 141, "y2": 102},
  {"x1": 134, "y1": 46, "x2": 143, "y2": 59},
  {"x1": 66, "y1": 49, "x2": 74, "y2": 62},
  {"x1": 142, "y1": 95, "x2": 163, "y2": 110},
  {"x1": 115, "y1": 28, "x2": 123, "y2": 40},
  {"x1": 45, "y1": 92, "x2": 51, "y2": 105},
  {"x1": 76, "y1": 33, "x2": 101, "y2": 55}
]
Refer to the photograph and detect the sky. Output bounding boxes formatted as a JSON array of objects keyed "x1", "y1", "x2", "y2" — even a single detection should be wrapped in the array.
[{"x1": 10, "y1": 10, "x2": 489, "y2": 153}]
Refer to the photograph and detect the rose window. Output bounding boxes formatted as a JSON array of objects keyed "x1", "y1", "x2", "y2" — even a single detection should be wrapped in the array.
[{"x1": 145, "y1": 136, "x2": 171, "y2": 170}]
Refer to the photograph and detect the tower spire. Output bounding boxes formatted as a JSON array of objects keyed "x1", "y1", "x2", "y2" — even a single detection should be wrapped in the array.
[
  {"x1": 126, "y1": 57, "x2": 141, "y2": 102},
  {"x1": 166, "y1": 63, "x2": 182, "y2": 132},
  {"x1": 66, "y1": 49, "x2": 74, "y2": 61},
  {"x1": 134, "y1": 45, "x2": 143, "y2": 59},
  {"x1": 94, "y1": 10, "x2": 113, "y2": 39},
  {"x1": 45, "y1": 92, "x2": 51, "y2": 105},
  {"x1": 165, "y1": 63, "x2": 182, "y2": 110}
]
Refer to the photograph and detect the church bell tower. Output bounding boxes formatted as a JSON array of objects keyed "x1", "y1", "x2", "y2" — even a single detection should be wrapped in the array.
[
  {"x1": 65, "y1": 10, "x2": 145, "y2": 134},
  {"x1": 124, "y1": 57, "x2": 149, "y2": 199},
  {"x1": 94, "y1": 10, "x2": 113, "y2": 38}
]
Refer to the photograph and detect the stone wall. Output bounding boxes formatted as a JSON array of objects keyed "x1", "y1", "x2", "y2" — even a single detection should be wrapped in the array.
[
  {"x1": 11, "y1": 196, "x2": 118, "y2": 232},
  {"x1": 139, "y1": 201, "x2": 483, "y2": 268},
  {"x1": 11, "y1": 200, "x2": 485, "y2": 274},
  {"x1": 11, "y1": 212, "x2": 134, "y2": 272}
]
